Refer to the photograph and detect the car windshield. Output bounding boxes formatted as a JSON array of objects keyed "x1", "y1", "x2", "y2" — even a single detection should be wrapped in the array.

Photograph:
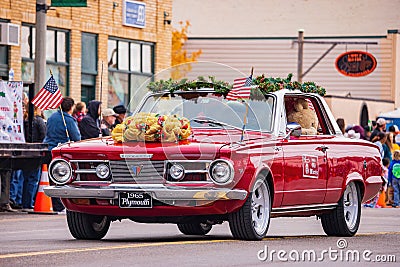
[{"x1": 138, "y1": 91, "x2": 275, "y2": 132}]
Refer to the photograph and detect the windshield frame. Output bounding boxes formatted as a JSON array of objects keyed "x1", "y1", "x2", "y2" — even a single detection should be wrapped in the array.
[{"x1": 135, "y1": 89, "x2": 276, "y2": 133}]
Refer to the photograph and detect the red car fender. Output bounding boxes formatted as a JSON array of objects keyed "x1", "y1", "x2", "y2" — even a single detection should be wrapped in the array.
[{"x1": 342, "y1": 172, "x2": 365, "y2": 200}]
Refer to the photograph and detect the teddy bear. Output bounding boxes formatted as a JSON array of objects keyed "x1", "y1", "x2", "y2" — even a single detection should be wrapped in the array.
[{"x1": 286, "y1": 98, "x2": 318, "y2": 135}]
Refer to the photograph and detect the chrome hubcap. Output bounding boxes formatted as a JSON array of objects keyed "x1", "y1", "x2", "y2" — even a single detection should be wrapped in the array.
[
  {"x1": 343, "y1": 183, "x2": 359, "y2": 230},
  {"x1": 251, "y1": 180, "x2": 270, "y2": 235},
  {"x1": 93, "y1": 216, "x2": 108, "y2": 232}
]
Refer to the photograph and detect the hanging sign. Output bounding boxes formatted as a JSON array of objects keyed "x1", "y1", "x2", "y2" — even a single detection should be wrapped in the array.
[
  {"x1": 0, "y1": 81, "x2": 25, "y2": 143},
  {"x1": 123, "y1": 0, "x2": 146, "y2": 28},
  {"x1": 51, "y1": 0, "x2": 87, "y2": 7},
  {"x1": 335, "y1": 50, "x2": 377, "y2": 77}
]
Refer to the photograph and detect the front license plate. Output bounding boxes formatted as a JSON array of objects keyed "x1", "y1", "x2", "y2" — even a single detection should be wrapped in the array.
[{"x1": 119, "y1": 192, "x2": 153, "y2": 208}]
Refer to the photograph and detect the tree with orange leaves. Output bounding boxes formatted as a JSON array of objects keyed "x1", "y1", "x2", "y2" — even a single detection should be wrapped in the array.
[{"x1": 171, "y1": 21, "x2": 202, "y2": 79}]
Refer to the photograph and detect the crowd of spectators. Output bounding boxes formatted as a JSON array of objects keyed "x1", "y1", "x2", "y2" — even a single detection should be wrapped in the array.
[
  {"x1": 1, "y1": 96, "x2": 128, "y2": 212},
  {"x1": 339, "y1": 118, "x2": 400, "y2": 208}
]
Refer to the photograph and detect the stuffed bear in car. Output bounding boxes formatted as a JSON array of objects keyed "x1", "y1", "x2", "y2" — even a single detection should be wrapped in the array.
[{"x1": 286, "y1": 98, "x2": 318, "y2": 135}]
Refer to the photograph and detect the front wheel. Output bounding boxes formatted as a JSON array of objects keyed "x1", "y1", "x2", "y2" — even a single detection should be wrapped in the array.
[
  {"x1": 67, "y1": 210, "x2": 110, "y2": 240},
  {"x1": 320, "y1": 182, "x2": 361, "y2": 236},
  {"x1": 177, "y1": 223, "x2": 212, "y2": 235},
  {"x1": 228, "y1": 176, "x2": 271, "y2": 240}
]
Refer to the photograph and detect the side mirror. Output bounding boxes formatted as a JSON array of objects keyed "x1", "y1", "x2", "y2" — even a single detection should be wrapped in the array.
[{"x1": 285, "y1": 123, "x2": 302, "y2": 139}]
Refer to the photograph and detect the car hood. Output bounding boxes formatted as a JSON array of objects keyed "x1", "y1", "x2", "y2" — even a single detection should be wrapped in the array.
[{"x1": 53, "y1": 129, "x2": 274, "y2": 161}]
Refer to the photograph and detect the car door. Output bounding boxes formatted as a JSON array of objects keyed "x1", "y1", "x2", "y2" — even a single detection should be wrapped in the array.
[
  {"x1": 281, "y1": 136, "x2": 329, "y2": 206},
  {"x1": 280, "y1": 95, "x2": 330, "y2": 206}
]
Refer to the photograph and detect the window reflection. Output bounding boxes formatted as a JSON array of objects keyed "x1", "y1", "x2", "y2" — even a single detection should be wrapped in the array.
[
  {"x1": 118, "y1": 41, "x2": 129, "y2": 70},
  {"x1": 57, "y1": 32, "x2": 66, "y2": 62},
  {"x1": 21, "y1": 26, "x2": 30, "y2": 58},
  {"x1": 46, "y1": 30, "x2": 55, "y2": 61},
  {"x1": 142, "y1": 45, "x2": 151, "y2": 73},
  {"x1": 130, "y1": 43, "x2": 141, "y2": 72},
  {"x1": 108, "y1": 40, "x2": 117, "y2": 69},
  {"x1": 108, "y1": 71, "x2": 129, "y2": 107}
]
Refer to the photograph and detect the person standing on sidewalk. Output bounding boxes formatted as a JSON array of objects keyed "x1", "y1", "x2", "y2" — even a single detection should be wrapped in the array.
[
  {"x1": 20, "y1": 106, "x2": 46, "y2": 212},
  {"x1": 388, "y1": 150, "x2": 400, "y2": 208},
  {"x1": 43, "y1": 97, "x2": 81, "y2": 212},
  {"x1": 79, "y1": 100, "x2": 102, "y2": 140}
]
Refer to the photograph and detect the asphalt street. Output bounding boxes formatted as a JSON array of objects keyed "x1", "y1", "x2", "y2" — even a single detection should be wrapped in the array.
[{"x1": 0, "y1": 208, "x2": 399, "y2": 266}]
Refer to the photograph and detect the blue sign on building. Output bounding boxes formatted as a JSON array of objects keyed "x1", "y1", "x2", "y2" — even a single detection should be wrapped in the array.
[{"x1": 123, "y1": 0, "x2": 146, "y2": 28}]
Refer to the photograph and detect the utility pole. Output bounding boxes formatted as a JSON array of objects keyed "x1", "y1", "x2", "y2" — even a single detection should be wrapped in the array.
[
  {"x1": 34, "y1": 0, "x2": 48, "y2": 94},
  {"x1": 297, "y1": 29, "x2": 304, "y2": 83}
]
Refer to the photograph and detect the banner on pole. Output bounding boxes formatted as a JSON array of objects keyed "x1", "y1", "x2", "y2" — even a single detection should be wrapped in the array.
[{"x1": 0, "y1": 81, "x2": 25, "y2": 143}]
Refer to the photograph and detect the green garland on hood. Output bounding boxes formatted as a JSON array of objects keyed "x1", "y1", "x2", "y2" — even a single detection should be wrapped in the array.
[
  {"x1": 147, "y1": 73, "x2": 326, "y2": 97},
  {"x1": 147, "y1": 76, "x2": 232, "y2": 95},
  {"x1": 252, "y1": 73, "x2": 326, "y2": 96}
]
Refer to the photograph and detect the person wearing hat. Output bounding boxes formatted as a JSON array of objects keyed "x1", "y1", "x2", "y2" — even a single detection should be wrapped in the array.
[
  {"x1": 112, "y1": 104, "x2": 127, "y2": 128},
  {"x1": 370, "y1": 118, "x2": 386, "y2": 141},
  {"x1": 101, "y1": 108, "x2": 117, "y2": 136}
]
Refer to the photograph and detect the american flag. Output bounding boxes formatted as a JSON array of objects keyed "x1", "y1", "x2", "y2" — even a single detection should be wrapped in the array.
[
  {"x1": 31, "y1": 76, "x2": 63, "y2": 110},
  {"x1": 226, "y1": 75, "x2": 252, "y2": 101}
]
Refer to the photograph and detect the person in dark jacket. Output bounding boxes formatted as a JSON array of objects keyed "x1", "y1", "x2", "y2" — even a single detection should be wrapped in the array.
[
  {"x1": 43, "y1": 97, "x2": 81, "y2": 212},
  {"x1": 43, "y1": 97, "x2": 81, "y2": 150},
  {"x1": 20, "y1": 106, "x2": 47, "y2": 211},
  {"x1": 112, "y1": 104, "x2": 127, "y2": 128},
  {"x1": 79, "y1": 100, "x2": 102, "y2": 140},
  {"x1": 370, "y1": 118, "x2": 386, "y2": 141}
]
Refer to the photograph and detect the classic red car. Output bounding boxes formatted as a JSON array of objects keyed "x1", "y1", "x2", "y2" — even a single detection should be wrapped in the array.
[{"x1": 44, "y1": 88, "x2": 382, "y2": 240}]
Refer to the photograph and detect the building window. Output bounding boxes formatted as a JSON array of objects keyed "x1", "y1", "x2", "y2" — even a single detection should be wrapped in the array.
[
  {"x1": 81, "y1": 33, "x2": 98, "y2": 104},
  {"x1": 107, "y1": 38, "x2": 154, "y2": 109},
  {"x1": 21, "y1": 25, "x2": 69, "y2": 96},
  {"x1": 0, "y1": 45, "x2": 8, "y2": 80}
]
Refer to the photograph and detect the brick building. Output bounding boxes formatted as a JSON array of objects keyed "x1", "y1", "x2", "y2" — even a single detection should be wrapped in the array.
[{"x1": 0, "y1": 0, "x2": 172, "y2": 109}]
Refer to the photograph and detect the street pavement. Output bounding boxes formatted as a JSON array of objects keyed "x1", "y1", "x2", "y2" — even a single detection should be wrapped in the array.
[{"x1": 0, "y1": 208, "x2": 399, "y2": 266}]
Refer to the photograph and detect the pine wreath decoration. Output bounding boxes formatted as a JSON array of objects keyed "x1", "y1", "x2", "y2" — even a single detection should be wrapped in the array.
[
  {"x1": 147, "y1": 73, "x2": 326, "y2": 97},
  {"x1": 147, "y1": 76, "x2": 232, "y2": 95},
  {"x1": 253, "y1": 73, "x2": 326, "y2": 96}
]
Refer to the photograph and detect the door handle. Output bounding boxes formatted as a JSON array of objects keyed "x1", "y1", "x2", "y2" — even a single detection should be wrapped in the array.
[{"x1": 316, "y1": 145, "x2": 329, "y2": 153}]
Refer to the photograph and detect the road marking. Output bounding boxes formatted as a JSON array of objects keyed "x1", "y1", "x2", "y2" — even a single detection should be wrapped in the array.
[
  {"x1": 1, "y1": 231, "x2": 399, "y2": 259},
  {"x1": 0, "y1": 216, "x2": 64, "y2": 223},
  {"x1": 0, "y1": 239, "x2": 236, "y2": 259}
]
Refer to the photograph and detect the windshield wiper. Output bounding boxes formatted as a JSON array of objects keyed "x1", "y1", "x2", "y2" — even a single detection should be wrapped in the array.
[{"x1": 192, "y1": 118, "x2": 244, "y2": 131}]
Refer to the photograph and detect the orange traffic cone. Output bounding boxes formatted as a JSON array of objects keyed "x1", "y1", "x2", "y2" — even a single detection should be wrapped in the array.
[
  {"x1": 29, "y1": 164, "x2": 57, "y2": 215},
  {"x1": 376, "y1": 190, "x2": 388, "y2": 208}
]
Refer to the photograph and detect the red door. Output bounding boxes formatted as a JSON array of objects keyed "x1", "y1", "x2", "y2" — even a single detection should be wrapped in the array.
[{"x1": 281, "y1": 137, "x2": 328, "y2": 206}]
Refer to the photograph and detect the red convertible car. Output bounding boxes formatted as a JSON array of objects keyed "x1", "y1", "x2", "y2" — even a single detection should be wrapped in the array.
[{"x1": 45, "y1": 88, "x2": 382, "y2": 240}]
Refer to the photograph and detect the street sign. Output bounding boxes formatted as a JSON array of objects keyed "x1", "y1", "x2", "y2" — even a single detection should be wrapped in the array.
[
  {"x1": 51, "y1": 0, "x2": 87, "y2": 7},
  {"x1": 123, "y1": 0, "x2": 146, "y2": 28},
  {"x1": 335, "y1": 50, "x2": 377, "y2": 77}
]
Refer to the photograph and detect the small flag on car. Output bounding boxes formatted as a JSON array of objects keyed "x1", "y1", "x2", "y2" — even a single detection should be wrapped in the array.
[
  {"x1": 31, "y1": 75, "x2": 63, "y2": 110},
  {"x1": 226, "y1": 74, "x2": 252, "y2": 101}
]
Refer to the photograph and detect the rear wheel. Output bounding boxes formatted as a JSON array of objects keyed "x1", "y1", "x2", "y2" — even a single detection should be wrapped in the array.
[
  {"x1": 67, "y1": 210, "x2": 110, "y2": 240},
  {"x1": 177, "y1": 223, "x2": 212, "y2": 235},
  {"x1": 321, "y1": 182, "x2": 361, "y2": 236},
  {"x1": 228, "y1": 176, "x2": 271, "y2": 240}
]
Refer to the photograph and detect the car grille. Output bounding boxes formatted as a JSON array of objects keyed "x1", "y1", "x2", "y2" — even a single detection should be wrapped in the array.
[{"x1": 109, "y1": 160, "x2": 164, "y2": 183}]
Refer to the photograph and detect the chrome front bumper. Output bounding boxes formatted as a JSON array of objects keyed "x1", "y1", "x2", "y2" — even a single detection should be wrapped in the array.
[{"x1": 44, "y1": 184, "x2": 248, "y2": 201}]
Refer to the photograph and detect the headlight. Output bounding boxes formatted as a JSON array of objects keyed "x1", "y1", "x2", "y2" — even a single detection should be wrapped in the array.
[
  {"x1": 96, "y1": 164, "x2": 110, "y2": 179},
  {"x1": 49, "y1": 159, "x2": 72, "y2": 185},
  {"x1": 169, "y1": 164, "x2": 185, "y2": 180},
  {"x1": 209, "y1": 159, "x2": 234, "y2": 185}
]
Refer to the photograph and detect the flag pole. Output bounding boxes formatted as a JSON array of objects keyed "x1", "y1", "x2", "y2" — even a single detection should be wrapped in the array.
[
  {"x1": 240, "y1": 67, "x2": 254, "y2": 143},
  {"x1": 49, "y1": 68, "x2": 70, "y2": 142},
  {"x1": 59, "y1": 106, "x2": 70, "y2": 142}
]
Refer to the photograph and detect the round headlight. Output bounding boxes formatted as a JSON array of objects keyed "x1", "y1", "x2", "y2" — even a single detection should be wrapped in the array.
[
  {"x1": 96, "y1": 164, "x2": 110, "y2": 179},
  {"x1": 169, "y1": 164, "x2": 185, "y2": 180},
  {"x1": 209, "y1": 160, "x2": 234, "y2": 185},
  {"x1": 49, "y1": 159, "x2": 72, "y2": 185}
]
